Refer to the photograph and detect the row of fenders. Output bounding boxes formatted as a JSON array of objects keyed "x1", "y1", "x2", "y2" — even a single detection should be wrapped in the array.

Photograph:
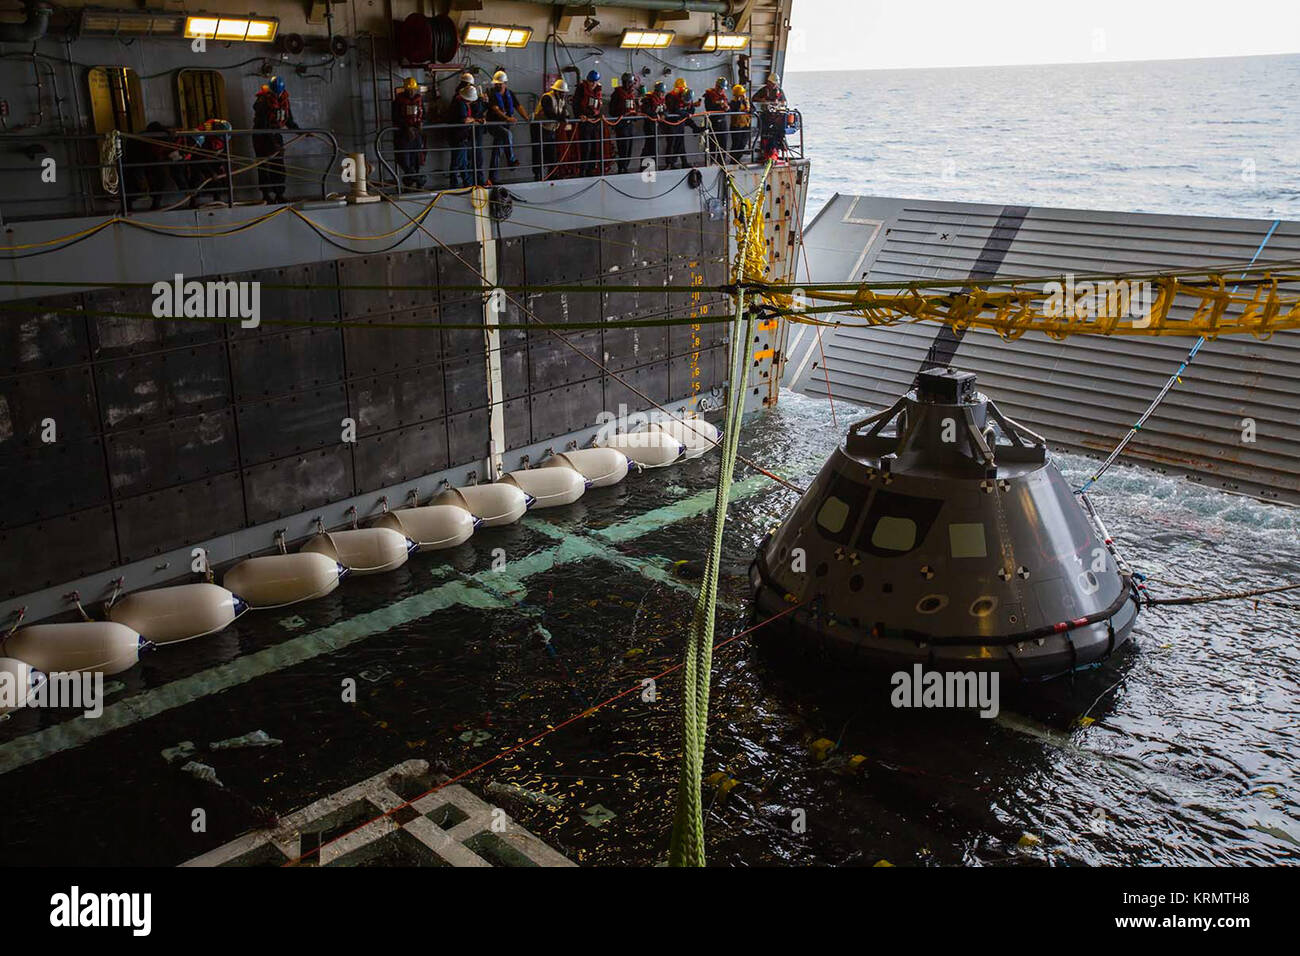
[{"x1": 0, "y1": 418, "x2": 720, "y2": 712}]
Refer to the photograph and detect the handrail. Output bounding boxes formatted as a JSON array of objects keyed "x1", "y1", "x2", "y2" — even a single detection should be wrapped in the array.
[
  {"x1": 0, "y1": 127, "x2": 344, "y2": 222},
  {"x1": 0, "y1": 108, "x2": 802, "y2": 222},
  {"x1": 372, "y1": 107, "x2": 802, "y2": 194}
]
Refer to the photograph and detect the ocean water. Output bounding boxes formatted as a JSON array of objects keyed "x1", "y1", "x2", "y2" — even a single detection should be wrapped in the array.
[
  {"x1": 4, "y1": 392, "x2": 1298, "y2": 866},
  {"x1": 785, "y1": 55, "x2": 1300, "y2": 222}
]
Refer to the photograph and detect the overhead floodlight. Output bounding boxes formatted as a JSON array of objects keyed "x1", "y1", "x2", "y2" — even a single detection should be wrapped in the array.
[
  {"x1": 183, "y1": 15, "x2": 278, "y2": 43},
  {"x1": 462, "y1": 23, "x2": 533, "y2": 48},
  {"x1": 619, "y1": 29, "x2": 675, "y2": 50},
  {"x1": 700, "y1": 32, "x2": 750, "y2": 52},
  {"x1": 79, "y1": 9, "x2": 185, "y2": 37}
]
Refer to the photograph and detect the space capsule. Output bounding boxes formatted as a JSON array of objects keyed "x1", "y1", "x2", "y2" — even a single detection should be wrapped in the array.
[{"x1": 750, "y1": 368, "x2": 1140, "y2": 682}]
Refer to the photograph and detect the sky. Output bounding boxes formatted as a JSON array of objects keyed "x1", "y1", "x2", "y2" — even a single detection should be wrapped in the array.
[{"x1": 784, "y1": 0, "x2": 1300, "y2": 71}]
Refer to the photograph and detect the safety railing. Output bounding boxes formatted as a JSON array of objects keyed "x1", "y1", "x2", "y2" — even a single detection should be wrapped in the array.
[
  {"x1": 0, "y1": 127, "x2": 343, "y2": 223},
  {"x1": 0, "y1": 108, "x2": 803, "y2": 222},
  {"x1": 373, "y1": 107, "x2": 804, "y2": 194}
]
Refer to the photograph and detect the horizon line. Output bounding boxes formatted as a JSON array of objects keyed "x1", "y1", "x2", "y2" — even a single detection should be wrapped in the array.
[{"x1": 784, "y1": 49, "x2": 1300, "y2": 73}]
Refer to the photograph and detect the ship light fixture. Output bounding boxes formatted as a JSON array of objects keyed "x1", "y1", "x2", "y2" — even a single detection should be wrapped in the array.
[
  {"x1": 619, "y1": 29, "x2": 675, "y2": 50},
  {"x1": 700, "y1": 32, "x2": 749, "y2": 52},
  {"x1": 184, "y1": 15, "x2": 279, "y2": 43},
  {"x1": 79, "y1": 10, "x2": 185, "y2": 36},
  {"x1": 462, "y1": 24, "x2": 533, "y2": 48}
]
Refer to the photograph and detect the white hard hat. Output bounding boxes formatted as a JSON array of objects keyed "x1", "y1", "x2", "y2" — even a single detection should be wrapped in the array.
[
  {"x1": 551, "y1": 78, "x2": 569, "y2": 93},
  {"x1": 461, "y1": 84, "x2": 479, "y2": 102},
  {"x1": 460, "y1": 72, "x2": 474, "y2": 84},
  {"x1": 493, "y1": 70, "x2": 508, "y2": 84}
]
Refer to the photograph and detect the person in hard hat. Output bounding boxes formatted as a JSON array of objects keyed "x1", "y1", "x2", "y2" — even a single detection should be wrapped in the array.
[
  {"x1": 392, "y1": 77, "x2": 427, "y2": 190},
  {"x1": 663, "y1": 77, "x2": 701, "y2": 170},
  {"x1": 448, "y1": 82, "x2": 482, "y2": 188},
  {"x1": 191, "y1": 118, "x2": 233, "y2": 205},
  {"x1": 573, "y1": 69, "x2": 604, "y2": 177},
  {"x1": 485, "y1": 70, "x2": 528, "y2": 182},
  {"x1": 752, "y1": 71, "x2": 788, "y2": 162},
  {"x1": 608, "y1": 72, "x2": 640, "y2": 175},
  {"x1": 702, "y1": 76, "x2": 731, "y2": 165},
  {"x1": 252, "y1": 75, "x2": 297, "y2": 203},
  {"x1": 728, "y1": 83, "x2": 752, "y2": 164},
  {"x1": 639, "y1": 80, "x2": 666, "y2": 170},
  {"x1": 535, "y1": 77, "x2": 571, "y2": 179}
]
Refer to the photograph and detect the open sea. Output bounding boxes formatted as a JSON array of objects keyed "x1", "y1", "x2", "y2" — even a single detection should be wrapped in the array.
[
  {"x1": 785, "y1": 55, "x2": 1300, "y2": 222},
  {"x1": 3, "y1": 55, "x2": 1297, "y2": 867}
]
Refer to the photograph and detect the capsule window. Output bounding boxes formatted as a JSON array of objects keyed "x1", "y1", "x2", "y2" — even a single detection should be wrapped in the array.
[
  {"x1": 870, "y1": 516, "x2": 916, "y2": 552},
  {"x1": 948, "y1": 522, "x2": 987, "y2": 559},
  {"x1": 855, "y1": 489, "x2": 943, "y2": 558},
  {"x1": 816, "y1": 496, "x2": 851, "y2": 535},
  {"x1": 813, "y1": 473, "x2": 870, "y2": 544}
]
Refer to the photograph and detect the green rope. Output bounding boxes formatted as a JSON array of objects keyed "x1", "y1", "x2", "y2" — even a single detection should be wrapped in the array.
[{"x1": 668, "y1": 161, "x2": 773, "y2": 868}]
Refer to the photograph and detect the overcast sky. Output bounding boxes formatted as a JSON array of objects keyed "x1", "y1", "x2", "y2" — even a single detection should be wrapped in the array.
[{"x1": 785, "y1": 0, "x2": 1300, "y2": 71}]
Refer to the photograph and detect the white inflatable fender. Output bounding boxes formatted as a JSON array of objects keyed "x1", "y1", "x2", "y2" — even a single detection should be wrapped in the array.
[
  {"x1": 598, "y1": 424, "x2": 686, "y2": 468},
  {"x1": 107, "y1": 582, "x2": 247, "y2": 645},
  {"x1": 300, "y1": 527, "x2": 415, "y2": 575},
  {"x1": 431, "y1": 484, "x2": 531, "y2": 527},
  {"x1": 3, "y1": 622, "x2": 142, "y2": 676},
  {"x1": 653, "y1": 417, "x2": 720, "y2": 459},
  {"x1": 222, "y1": 552, "x2": 346, "y2": 609},
  {"x1": 499, "y1": 466, "x2": 589, "y2": 508},
  {"x1": 372, "y1": 505, "x2": 479, "y2": 551},
  {"x1": 0, "y1": 657, "x2": 47, "y2": 716},
  {"x1": 544, "y1": 448, "x2": 629, "y2": 488}
]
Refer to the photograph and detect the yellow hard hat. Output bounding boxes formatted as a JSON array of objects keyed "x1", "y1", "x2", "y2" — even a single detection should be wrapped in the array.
[
  {"x1": 731, "y1": 84, "x2": 745, "y2": 95},
  {"x1": 404, "y1": 76, "x2": 418, "y2": 91},
  {"x1": 673, "y1": 77, "x2": 687, "y2": 90}
]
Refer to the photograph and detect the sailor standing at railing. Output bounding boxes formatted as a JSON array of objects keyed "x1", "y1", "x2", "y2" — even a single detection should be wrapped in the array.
[
  {"x1": 486, "y1": 71, "x2": 528, "y2": 182},
  {"x1": 609, "y1": 72, "x2": 640, "y2": 175},
  {"x1": 535, "y1": 78, "x2": 572, "y2": 179},
  {"x1": 751, "y1": 72, "x2": 788, "y2": 162},
  {"x1": 639, "y1": 80, "x2": 667, "y2": 170},
  {"x1": 392, "y1": 77, "x2": 427, "y2": 190},
  {"x1": 448, "y1": 83, "x2": 482, "y2": 189},
  {"x1": 702, "y1": 77, "x2": 731, "y2": 165},
  {"x1": 663, "y1": 78, "x2": 701, "y2": 170},
  {"x1": 728, "y1": 84, "x2": 752, "y2": 164},
  {"x1": 574, "y1": 70, "x2": 604, "y2": 177},
  {"x1": 252, "y1": 76, "x2": 298, "y2": 204}
]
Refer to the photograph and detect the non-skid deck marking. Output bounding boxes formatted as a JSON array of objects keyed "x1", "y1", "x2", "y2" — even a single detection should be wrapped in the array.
[{"x1": 0, "y1": 467, "x2": 800, "y2": 776}]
